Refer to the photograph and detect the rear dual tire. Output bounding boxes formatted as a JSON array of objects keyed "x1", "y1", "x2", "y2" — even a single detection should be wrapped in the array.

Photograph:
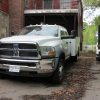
[{"x1": 71, "y1": 54, "x2": 78, "y2": 62}]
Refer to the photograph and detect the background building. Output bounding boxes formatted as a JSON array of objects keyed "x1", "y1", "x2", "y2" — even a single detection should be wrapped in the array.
[
  {"x1": 24, "y1": 0, "x2": 79, "y2": 25},
  {"x1": 9, "y1": 0, "x2": 24, "y2": 35},
  {"x1": 0, "y1": 0, "x2": 82, "y2": 37},
  {"x1": 0, "y1": 0, "x2": 9, "y2": 37}
]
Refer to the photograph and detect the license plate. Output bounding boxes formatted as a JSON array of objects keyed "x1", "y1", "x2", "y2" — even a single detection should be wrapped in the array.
[{"x1": 9, "y1": 65, "x2": 20, "y2": 72}]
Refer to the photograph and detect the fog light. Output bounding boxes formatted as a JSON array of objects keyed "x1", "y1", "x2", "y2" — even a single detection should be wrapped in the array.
[{"x1": 36, "y1": 63, "x2": 41, "y2": 68}]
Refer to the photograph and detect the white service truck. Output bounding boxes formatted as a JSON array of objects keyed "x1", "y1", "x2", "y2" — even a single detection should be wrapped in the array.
[
  {"x1": 96, "y1": 25, "x2": 100, "y2": 61},
  {"x1": 0, "y1": 24, "x2": 80, "y2": 83}
]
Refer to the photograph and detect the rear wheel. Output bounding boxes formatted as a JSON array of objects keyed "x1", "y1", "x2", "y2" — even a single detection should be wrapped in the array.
[
  {"x1": 73, "y1": 54, "x2": 78, "y2": 62},
  {"x1": 96, "y1": 57, "x2": 100, "y2": 61},
  {"x1": 71, "y1": 54, "x2": 78, "y2": 62}
]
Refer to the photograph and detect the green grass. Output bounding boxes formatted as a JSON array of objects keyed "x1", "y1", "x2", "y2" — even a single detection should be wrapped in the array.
[{"x1": 83, "y1": 25, "x2": 97, "y2": 45}]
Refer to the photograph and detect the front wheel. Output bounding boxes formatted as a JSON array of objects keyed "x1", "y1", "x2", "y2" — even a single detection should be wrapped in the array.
[
  {"x1": 0, "y1": 73, "x2": 6, "y2": 79},
  {"x1": 52, "y1": 58, "x2": 64, "y2": 84}
]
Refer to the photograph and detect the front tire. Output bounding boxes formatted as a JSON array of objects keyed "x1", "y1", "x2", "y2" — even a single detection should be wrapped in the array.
[
  {"x1": 52, "y1": 58, "x2": 64, "y2": 84},
  {"x1": 0, "y1": 73, "x2": 6, "y2": 79}
]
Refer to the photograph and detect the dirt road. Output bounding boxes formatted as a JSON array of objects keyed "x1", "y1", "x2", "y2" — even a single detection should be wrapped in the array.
[
  {"x1": 0, "y1": 53, "x2": 96, "y2": 100},
  {"x1": 0, "y1": 74, "x2": 65, "y2": 100},
  {"x1": 82, "y1": 61, "x2": 100, "y2": 100}
]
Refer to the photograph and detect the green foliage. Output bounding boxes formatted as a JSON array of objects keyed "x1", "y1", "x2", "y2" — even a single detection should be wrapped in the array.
[
  {"x1": 83, "y1": 25, "x2": 97, "y2": 45},
  {"x1": 93, "y1": 16, "x2": 100, "y2": 26},
  {"x1": 83, "y1": 0, "x2": 100, "y2": 7},
  {"x1": 83, "y1": 22, "x2": 88, "y2": 29}
]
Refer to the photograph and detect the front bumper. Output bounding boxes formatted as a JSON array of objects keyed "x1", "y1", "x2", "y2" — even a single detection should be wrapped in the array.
[{"x1": 0, "y1": 58, "x2": 55, "y2": 77}]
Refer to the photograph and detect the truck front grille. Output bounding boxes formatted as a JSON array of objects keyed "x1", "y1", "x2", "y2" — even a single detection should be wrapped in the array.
[
  {"x1": 0, "y1": 50, "x2": 13, "y2": 56},
  {"x1": 0, "y1": 43, "x2": 40, "y2": 59},
  {"x1": 0, "y1": 43, "x2": 13, "y2": 48},
  {"x1": 19, "y1": 44, "x2": 37, "y2": 49},
  {"x1": 19, "y1": 51, "x2": 38, "y2": 57}
]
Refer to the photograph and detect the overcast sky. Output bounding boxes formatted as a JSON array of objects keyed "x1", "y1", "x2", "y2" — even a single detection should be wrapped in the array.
[{"x1": 83, "y1": 7, "x2": 100, "y2": 24}]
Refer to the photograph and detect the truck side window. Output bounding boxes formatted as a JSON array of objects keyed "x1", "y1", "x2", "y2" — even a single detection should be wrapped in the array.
[
  {"x1": 61, "y1": 30, "x2": 65, "y2": 37},
  {"x1": 65, "y1": 31, "x2": 69, "y2": 36},
  {"x1": 61, "y1": 30, "x2": 67, "y2": 38}
]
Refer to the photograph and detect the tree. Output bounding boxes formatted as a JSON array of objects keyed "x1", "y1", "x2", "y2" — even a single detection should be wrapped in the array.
[
  {"x1": 83, "y1": 0, "x2": 100, "y2": 25},
  {"x1": 83, "y1": 22, "x2": 88, "y2": 29},
  {"x1": 83, "y1": 25, "x2": 97, "y2": 45},
  {"x1": 83, "y1": 0, "x2": 100, "y2": 7},
  {"x1": 93, "y1": 16, "x2": 100, "y2": 26}
]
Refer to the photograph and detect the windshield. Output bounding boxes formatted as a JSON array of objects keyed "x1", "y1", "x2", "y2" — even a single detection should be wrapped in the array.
[{"x1": 19, "y1": 25, "x2": 58, "y2": 37}]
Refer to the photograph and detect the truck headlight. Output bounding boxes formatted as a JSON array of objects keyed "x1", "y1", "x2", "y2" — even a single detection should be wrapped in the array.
[{"x1": 41, "y1": 46, "x2": 56, "y2": 58}]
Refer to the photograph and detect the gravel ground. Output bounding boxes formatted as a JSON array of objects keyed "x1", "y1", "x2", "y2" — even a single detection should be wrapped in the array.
[
  {"x1": 22, "y1": 53, "x2": 95, "y2": 100},
  {"x1": 0, "y1": 53, "x2": 95, "y2": 100}
]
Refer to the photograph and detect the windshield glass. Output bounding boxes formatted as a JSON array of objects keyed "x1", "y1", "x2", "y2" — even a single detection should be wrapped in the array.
[{"x1": 19, "y1": 25, "x2": 58, "y2": 37}]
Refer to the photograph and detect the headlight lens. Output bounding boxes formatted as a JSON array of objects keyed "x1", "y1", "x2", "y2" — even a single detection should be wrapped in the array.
[{"x1": 41, "y1": 46, "x2": 56, "y2": 57}]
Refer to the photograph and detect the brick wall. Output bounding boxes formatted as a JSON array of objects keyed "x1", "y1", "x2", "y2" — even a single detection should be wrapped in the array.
[
  {"x1": 28, "y1": 0, "x2": 34, "y2": 9},
  {"x1": 25, "y1": 0, "x2": 79, "y2": 9},
  {"x1": 36, "y1": 0, "x2": 43, "y2": 9},
  {"x1": 0, "y1": 0, "x2": 9, "y2": 14},
  {"x1": 71, "y1": 0, "x2": 78, "y2": 9},
  {"x1": 9, "y1": 0, "x2": 24, "y2": 35},
  {"x1": 25, "y1": 0, "x2": 60, "y2": 9},
  {"x1": 53, "y1": 0, "x2": 60, "y2": 9}
]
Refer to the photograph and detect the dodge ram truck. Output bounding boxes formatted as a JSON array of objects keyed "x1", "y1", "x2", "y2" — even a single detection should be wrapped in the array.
[{"x1": 0, "y1": 24, "x2": 80, "y2": 83}]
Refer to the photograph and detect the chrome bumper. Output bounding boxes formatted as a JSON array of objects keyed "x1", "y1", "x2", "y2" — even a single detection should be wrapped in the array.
[{"x1": 0, "y1": 58, "x2": 55, "y2": 76}]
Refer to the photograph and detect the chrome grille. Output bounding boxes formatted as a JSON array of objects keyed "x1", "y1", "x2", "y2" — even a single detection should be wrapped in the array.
[
  {"x1": 0, "y1": 43, "x2": 40, "y2": 59},
  {"x1": 0, "y1": 43, "x2": 13, "y2": 48},
  {"x1": 19, "y1": 44, "x2": 37, "y2": 49}
]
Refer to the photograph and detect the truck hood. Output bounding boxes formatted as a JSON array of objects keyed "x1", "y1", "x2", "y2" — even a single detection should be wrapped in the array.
[{"x1": 0, "y1": 35, "x2": 59, "y2": 46}]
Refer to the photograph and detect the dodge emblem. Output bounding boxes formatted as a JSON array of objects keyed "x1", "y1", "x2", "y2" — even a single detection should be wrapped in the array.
[{"x1": 13, "y1": 44, "x2": 19, "y2": 56}]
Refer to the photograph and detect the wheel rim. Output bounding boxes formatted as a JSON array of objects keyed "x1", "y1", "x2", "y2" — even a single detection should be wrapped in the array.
[{"x1": 59, "y1": 64, "x2": 63, "y2": 81}]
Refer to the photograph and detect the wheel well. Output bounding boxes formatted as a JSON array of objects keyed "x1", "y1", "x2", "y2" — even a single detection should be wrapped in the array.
[
  {"x1": 59, "y1": 53, "x2": 65, "y2": 64},
  {"x1": 54, "y1": 52, "x2": 65, "y2": 70}
]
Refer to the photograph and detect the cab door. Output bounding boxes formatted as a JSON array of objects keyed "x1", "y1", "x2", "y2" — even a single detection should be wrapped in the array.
[{"x1": 60, "y1": 28, "x2": 69, "y2": 58}]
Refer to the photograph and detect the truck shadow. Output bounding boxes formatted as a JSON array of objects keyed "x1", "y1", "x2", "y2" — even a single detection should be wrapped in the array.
[{"x1": 0, "y1": 59, "x2": 75, "y2": 87}]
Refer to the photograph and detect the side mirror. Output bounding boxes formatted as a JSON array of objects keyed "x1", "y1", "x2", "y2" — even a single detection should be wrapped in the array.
[{"x1": 71, "y1": 30, "x2": 77, "y2": 37}]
